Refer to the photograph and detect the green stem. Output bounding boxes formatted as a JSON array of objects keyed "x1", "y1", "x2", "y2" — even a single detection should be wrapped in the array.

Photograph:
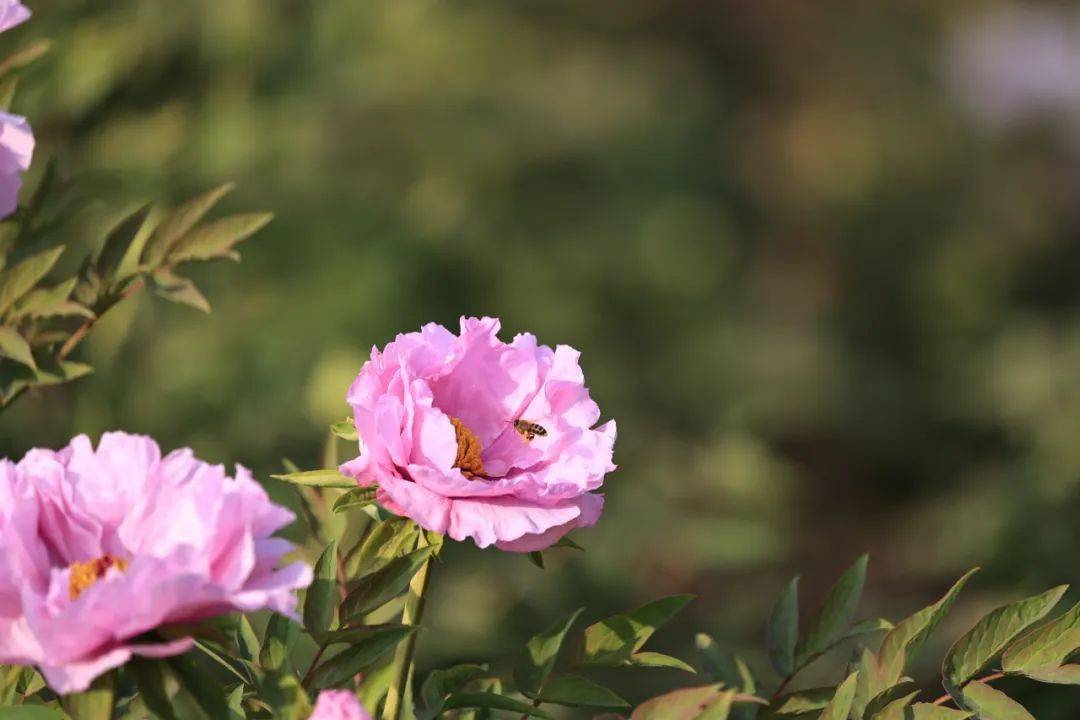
[
  {"x1": 769, "y1": 673, "x2": 795, "y2": 702},
  {"x1": 519, "y1": 696, "x2": 543, "y2": 720},
  {"x1": 301, "y1": 645, "x2": 328, "y2": 688},
  {"x1": 381, "y1": 531, "x2": 433, "y2": 720}
]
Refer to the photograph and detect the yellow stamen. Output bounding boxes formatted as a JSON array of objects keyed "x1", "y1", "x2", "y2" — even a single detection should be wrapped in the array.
[
  {"x1": 68, "y1": 555, "x2": 128, "y2": 600},
  {"x1": 450, "y1": 416, "x2": 485, "y2": 477}
]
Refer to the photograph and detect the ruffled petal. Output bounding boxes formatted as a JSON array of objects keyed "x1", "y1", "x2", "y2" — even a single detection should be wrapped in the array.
[
  {"x1": 377, "y1": 474, "x2": 452, "y2": 534},
  {"x1": 446, "y1": 495, "x2": 583, "y2": 549},
  {"x1": 38, "y1": 637, "x2": 193, "y2": 695},
  {"x1": 494, "y1": 493, "x2": 604, "y2": 552}
]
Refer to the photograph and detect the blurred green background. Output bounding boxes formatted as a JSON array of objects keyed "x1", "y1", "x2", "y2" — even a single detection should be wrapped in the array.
[{"x1": 4, "y1": 0, "x2": 1080, "y2": 714}]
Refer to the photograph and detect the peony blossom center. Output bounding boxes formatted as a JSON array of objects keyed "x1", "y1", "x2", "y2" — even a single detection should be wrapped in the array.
[
  {"x1": 68, "y1": 555, "x2": 128, "y2": 600},
  {"x1": 450, "y1": 416, "x2": 485, "y2": 477}
]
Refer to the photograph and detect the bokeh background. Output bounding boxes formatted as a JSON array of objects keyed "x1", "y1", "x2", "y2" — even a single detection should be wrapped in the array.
[{"x1": 4, "y1": 0, "x2": 1080, "y2": 715}]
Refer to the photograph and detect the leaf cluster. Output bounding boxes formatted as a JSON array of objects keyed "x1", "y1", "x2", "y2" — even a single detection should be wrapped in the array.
[
  {"x1": 0, "y1": 173, "x2": 271, "y2": 411},
  {"x1": 631, "y1": 556, "x2": 1080, "y2": 720}
]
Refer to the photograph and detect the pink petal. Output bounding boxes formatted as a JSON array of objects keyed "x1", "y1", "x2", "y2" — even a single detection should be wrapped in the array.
[
  {"x1": 377, "y1": 474, "x2": 451, "y2": 534},
  {"x1": 38, "y1": 638, "x2": 194, "y2": 695},
  {"x1": 0, "y1": 2, "x2": 29, "y2": 34},
  {"x1": 446, "y1": 495, "x2": 584, "y2": 549},
  {"x1": 311, "y1": 689, "x2": 372, "y2": 720},
  {"x1": 495, "y1": 493, "x2": 604, "y2": 552}
]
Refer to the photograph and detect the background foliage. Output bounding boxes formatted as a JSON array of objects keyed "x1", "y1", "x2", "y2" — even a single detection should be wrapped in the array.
[{"x1": 2, "y1": 1, "x2": 1080, "y2": 716}]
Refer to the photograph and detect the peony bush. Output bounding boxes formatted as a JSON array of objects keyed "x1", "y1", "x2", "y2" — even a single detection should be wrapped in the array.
[{"x1": 1, "y1": 7, "x2": 1079, "y2": 720}]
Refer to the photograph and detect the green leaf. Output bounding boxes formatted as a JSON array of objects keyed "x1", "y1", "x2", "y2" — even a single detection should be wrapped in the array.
[
  {"x1": 61, "y1": 673, "x2": 114, "y2": 720},
  {"x1": 96, "y1": 204, "x2": 155, "y2": 281},
  {"x1": 168, "y1": 651, "x2": 232, "y2": 720},
  {"x1": 0, "y1": 246, "x2": 64, "y2": 316},
  {"x1": 819, "y1": 672, "x2": 858, "y2": 720},
  {"x1": 0, "y1": 327, "x2": 34, "y2": 369},
  {"x1": 905, "y1": 705, "x2": 972, "y2": 719},
  {"x1": 772, "y1": 686, "x2": 834, "y2": 715},
  {"x1": 229, "y1": 614, "x2": 261, "y2": 664},
  {"x1": 306, "y1": 625, "x2": 415, "y2": 689},
  {"x1": 339, "y1": 546, "x2": 433, "y2": 621},
  {"x1": 695, "y1": 634, "x2": 754, "y2": 689},
  {"x1": 304, "y1": 541, "x2": 339, "y2": 636},
  {"x1": 528, "y1": 551, "x2": 545, "y2": 569},
  {"x1": 419, "y1": 664, "x2": 489, "y2": 719},
  {"x1": 552, "y1": 536, "x2": 584, "y2": 551},
  {"x1": 193, "y1": 639, "x2": 255, "y2": 686},
  {"x1": 143, "y1": 183, "x2": 235, "y2": 267},
  {"x1": 13, "y1": 278, "x2": 92, "y2": 320},
  {"x1": 29, "y1": 359, "x2": 93, "y2": 387},
  {"x1": 442, "y1": 693, "x2": 552, "y2": 718},
  {"x1": 330, "y1": 418, "x2": 358, "y2": 441},
  {"x1": 0, "y1": 38, "x2": 51, "y2": 80},
  {"x1": 357, "y1": 656, "x2": 397, "y2": 714},
  {"x1": 700, "y1": 693, "x2": 734, "y2": 720},
  {"x1": 452, "y1": 678, "x2": 504, "y2": 720},
  {"x1": 631, "y1": 684, "x2": 761, "y2": 720},
  {"x1": 149, "y1": 269, "x2": 211, "y2": 313},
  {"x1": 1001, "y1": 600, "x2": 1080, "y2": 683},
  {"x1": 345, "y1": 517, "x2": 420, "y2": 578},
  {"x1": 848, "y1": 617, "x2": 894, "y2": 637},
  {"x1": 693, "y1": 635, "x2": 756, "y2": 720},
  {"x1": 796, "y1": 554, "x2": 868, "y2": 665},
  {"x1": 260, "y1": 671, "x2": 312, "y2": 720},
  {"x1": 0, "y1": 709, "x2": 66, "y2": 720},
  {"x1": 271, "y1": 468, "x2": 357, "y2": 489},
  {"x1": 227, "y1": 685, "x2": 245, "y2": 720},
  {"x1": 767, "y1": 576, "x2": 799, "y2": 676},
  {"x1": 533, "y1": 673, "x2": 629, "y2": 709},
  {"x1": 942, "y1": 585, "x2": 1067, "y2": 695},
  {"x1": 579, "y1": 594, "x2": 694, "y2": 666},
  {"x1": 853, "y1": 648, "x2": 890, "y2": 720},
  {"x1": 315, "y1": 623, "x2": 412, "y2": 646},
  {"x1": 126, "y1": 659, "x2": 184, "y2": 720},
  {"x1": 260, "y1": 613, "x2": 300, "y2": 672},
  {"x1": 514, "y1": 608, "x2": 584, "y2": 695},
  {"x1": 866, "y1": 691, "x2": 918, "y2": 720},
  {"x1": 878, "y1": 569, "x2": 979, "y2": 685},
  {"x1": 169, "y1": 213, "x2": 273, "y2": 263},
  {"x1": 958, "y1": 681, "x2": 1033, "y2": 720},
  {"x1": 0, "y1": 666, "x2": 25, "y2": 705},
  {"x1": 863, "y1": 681, "x2": 918, "y2": 719},
  {"x1": 333, "y1": 487, "x2": 378, "y2": 514},
  {"x1": 628, "y1": 651, "x2": 696, "y2": 672}
]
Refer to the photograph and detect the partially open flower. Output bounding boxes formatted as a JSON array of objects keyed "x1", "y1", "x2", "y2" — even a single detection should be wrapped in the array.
[
  {"x1": 340, "y1": 317, "x2": 616, "y2": 551},
  {"x1": 0, "y1": 112, "x2": 32, "y2": 218},
  {"x1": 310, "y1": 690, "x2": 371, "y2": 720},
  {"x1": 0, "y1": 432, "x2": 312, "y2": 693},
  {"x1": 0, "y1": 0, "x2": 29, "y2": 34},
  {"x1": 0, "y1": 1, "x2": 32, "y2": 219}
]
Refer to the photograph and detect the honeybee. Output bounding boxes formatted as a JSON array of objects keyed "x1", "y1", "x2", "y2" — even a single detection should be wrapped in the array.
[{"x1": 513, "y1": 419, "x2": 548, "y2": 442}]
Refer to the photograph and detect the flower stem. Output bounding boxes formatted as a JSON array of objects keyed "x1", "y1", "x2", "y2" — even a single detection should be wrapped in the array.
[
  {"x1": 381, "y1": 531, "x2": 433, "y2": 720},
  {"x1": 769, "y1": 673, "x2": 794, "y2": 703},
  {"x1": 931, "y1": 672, "x2": 1005, "y2": 706}
]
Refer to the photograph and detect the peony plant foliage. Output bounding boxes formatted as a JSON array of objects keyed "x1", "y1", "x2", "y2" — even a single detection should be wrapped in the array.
[{"x1": 1, "y1": 6, "x2": 1079, "y2": 720}]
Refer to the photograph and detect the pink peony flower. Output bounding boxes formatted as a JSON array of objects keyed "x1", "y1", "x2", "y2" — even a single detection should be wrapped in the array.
[
  {"x1": 310, "y1": 690, "x2": 371, "y2": 720},
  {"x1": 0, "y1": 432, "x2": 312, "y2": 694},
  {"x1": 0, "y1": 111, "x2": 33, "y2": 218},
  {"x1": 340, "y1": 317, "x2": 616, "y2": 552},
  {"x1": 0, "y1": 1, "x2": 32, "y2": 219},
  {"x1": 0, "y1": 0, "x2": 29, "y2": 34}
]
